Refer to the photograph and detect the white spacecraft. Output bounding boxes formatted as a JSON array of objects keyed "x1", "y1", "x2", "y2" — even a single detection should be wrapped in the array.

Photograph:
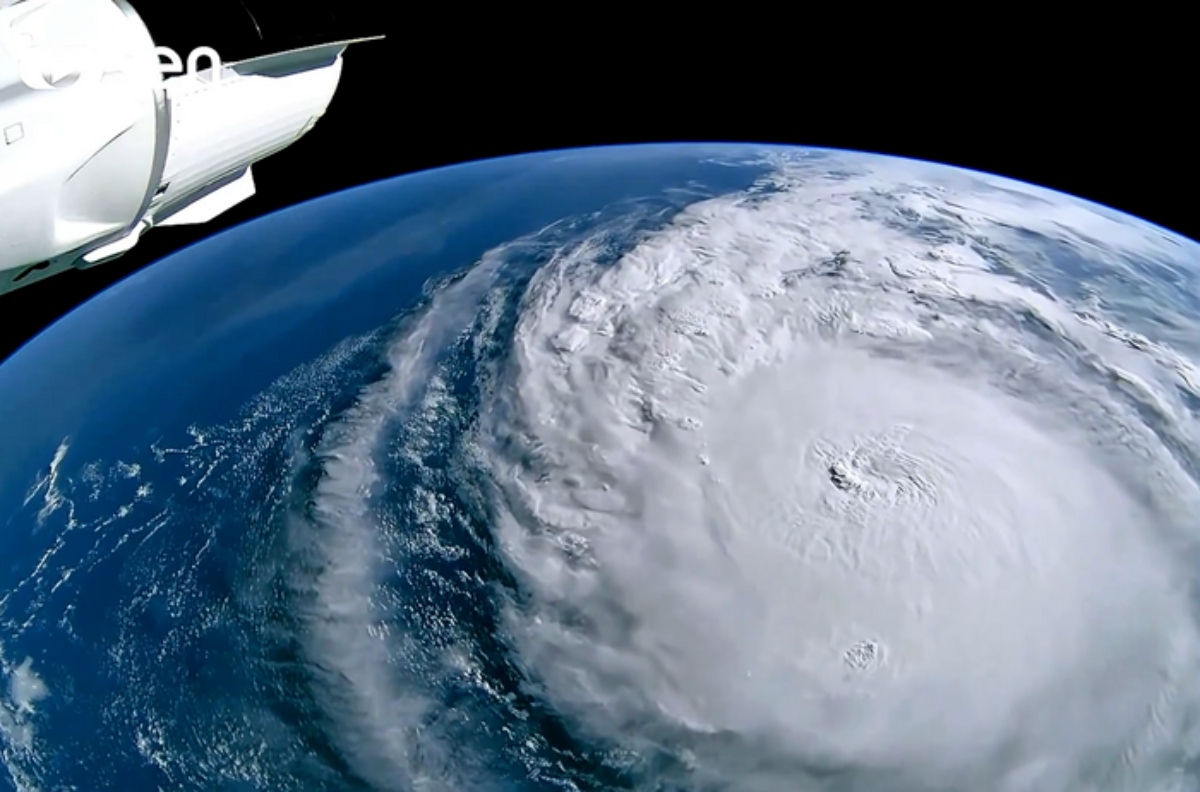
[{"x1": 0, "y1": 0, "x2": 381, "y2": 295}]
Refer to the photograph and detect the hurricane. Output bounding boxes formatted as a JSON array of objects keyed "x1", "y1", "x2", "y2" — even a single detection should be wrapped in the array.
[{"x1": 3, "y1": 147, "x2": 1200, "y2": 792}]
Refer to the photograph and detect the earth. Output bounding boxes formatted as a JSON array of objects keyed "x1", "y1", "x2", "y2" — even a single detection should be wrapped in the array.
[{"x1": 2, "y1": 144, "x2": 1200, "y2": 792}]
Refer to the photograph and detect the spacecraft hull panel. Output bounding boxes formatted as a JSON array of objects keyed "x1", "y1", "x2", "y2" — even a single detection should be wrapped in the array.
[{"x1": 0, "y1": 0, "x2": 379, "y2": 297}]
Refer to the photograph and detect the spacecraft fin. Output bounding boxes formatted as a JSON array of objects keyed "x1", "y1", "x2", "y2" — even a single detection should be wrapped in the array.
[
  {"x1": 228, "y1": 37, "x2": 383, "y2": 78},
  {"x1": 79, "y1": 219, "x2": 148, "y2": 266},
  {"x1": 157, "y1": 167, "x2": 256, "y2": 226}
]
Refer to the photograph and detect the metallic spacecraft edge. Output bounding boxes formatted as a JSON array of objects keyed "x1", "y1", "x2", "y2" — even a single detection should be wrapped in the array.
[{"x1": 0, "y1": 0, "x2": 383, "y2": 296}]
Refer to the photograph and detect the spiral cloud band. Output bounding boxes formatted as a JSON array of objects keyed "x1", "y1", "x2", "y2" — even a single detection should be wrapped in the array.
[
  {"x1": 278, "y1": 151, "x2": 1200, "y2": 790},
  {"x1": 454, "y1": 154, "x2": 1200, "y2": 791}
]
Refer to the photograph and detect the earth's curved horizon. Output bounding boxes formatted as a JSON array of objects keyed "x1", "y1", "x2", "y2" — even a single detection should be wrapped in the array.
[{"x1": 2, "y1": 143, "x2": 1199, "y2": 791}]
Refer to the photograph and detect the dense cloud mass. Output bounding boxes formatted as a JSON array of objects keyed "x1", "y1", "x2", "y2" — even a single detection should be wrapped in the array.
[
  {"x1": 297, "y1": 152, "x2": 1200, "y2": 790},
  {"x1": 3, "y1": 149, "x2": 1200, "y2": 792},
  {"x1": 465, "y1": 154, "x2": 1200, "y2": 791}
]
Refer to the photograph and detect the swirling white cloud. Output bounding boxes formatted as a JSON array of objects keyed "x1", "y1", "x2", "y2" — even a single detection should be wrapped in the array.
[{"x1": 459, "y1": 151, "x2": 1200, "y2": 791}]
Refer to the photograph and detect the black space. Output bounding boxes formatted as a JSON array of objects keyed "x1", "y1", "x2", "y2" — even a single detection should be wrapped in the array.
[{"x1": 1, "y1": 5, "x2": 1193, "y2": 364}]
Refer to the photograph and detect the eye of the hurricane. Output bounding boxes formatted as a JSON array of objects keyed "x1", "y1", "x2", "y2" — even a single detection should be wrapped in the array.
[
  {"x1": 827, "y1": 461, "x2": 862, "y2": 492},
  {"x1": 842, "y1": 639, "x2": 882, "y2": 671}
]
